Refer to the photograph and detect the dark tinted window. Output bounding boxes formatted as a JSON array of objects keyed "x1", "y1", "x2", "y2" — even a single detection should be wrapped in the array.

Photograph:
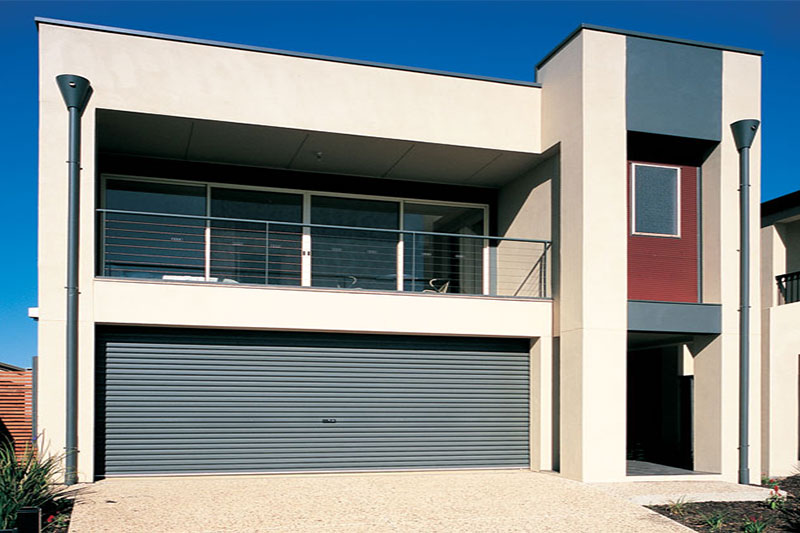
[
  {"x1": 634, "y1": 165, "x2": 679, "y2": 236},
  {"x1": 105, "y1": 179, "x2": 205, "y2": 215}
]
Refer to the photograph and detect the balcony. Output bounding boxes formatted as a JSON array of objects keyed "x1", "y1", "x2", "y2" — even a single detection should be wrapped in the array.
[
  {"x1": 777, "y1": 271, "x2": 800, "y2": 305},
  {"x1": 97, "y1": 209, "x2": 551, "y2": 299}
]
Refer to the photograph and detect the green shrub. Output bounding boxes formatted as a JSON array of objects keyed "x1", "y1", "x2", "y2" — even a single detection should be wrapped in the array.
[
  {"x1": 0, "y1": 440, "x2": 71, "y2": 530},
  {"x1": 742, "y1": 515, "x2": 771, "y2": 533},
  {"x1": 701, "y1": 509, "x2": 727, "y2": 531}
]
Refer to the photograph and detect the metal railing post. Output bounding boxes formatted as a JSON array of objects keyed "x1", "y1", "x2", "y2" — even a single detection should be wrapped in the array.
[
  {"x1": 411, "y1": 233, "x2": 417, "y2": 292},
  {"x1": 264, "y1": 222, "x2": 270, "y2": 284},
  {"x1": 396, "y1": 233, "x2": 404, "y2": 292},
  {"x1": 204, "y1": 218, "x2": 211, "y2": 281}
]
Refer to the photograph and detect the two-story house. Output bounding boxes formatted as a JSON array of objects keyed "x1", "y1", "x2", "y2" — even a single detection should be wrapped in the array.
[{"x1": 36, "y1": 18, "x2": 764, "y2": 483}]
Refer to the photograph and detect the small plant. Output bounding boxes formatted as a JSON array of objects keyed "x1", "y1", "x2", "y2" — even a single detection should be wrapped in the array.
[
  {"x1": 762, "y1": 473, "x2": 778, "y2": 486},
  {"x1": 0, "y1": 440, "x2": 72, "y2": 530},
  {"x1": 742, "y1": 515, "x2": 770, "y2": 533},
  {"x1": 701, "y1": 509, "x2": 727, "y2": 531},
  {"x1": 667, "y1": 495, "x2": 692, "y2": 517},
  {"x1": 766, "y1": 484, "x2": 787, "y2": 510}
]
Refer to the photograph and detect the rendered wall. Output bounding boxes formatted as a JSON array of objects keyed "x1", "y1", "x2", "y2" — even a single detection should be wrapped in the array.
[
  {"x1": 761, "y1": 224, "x2": 800, "y2": 476},
  {"x1": 539, "y1": 30, "x2": 629, "y2": 482},
  {"x1": 497, "y1": 155, "x2": 555, "y2": 298},
  {"x1": 693, "y1": 50, "x2": 761, "y2": 481}
]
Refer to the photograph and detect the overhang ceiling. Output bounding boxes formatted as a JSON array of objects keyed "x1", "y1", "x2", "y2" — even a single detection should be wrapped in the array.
[{"x1": 96, "y1": 110, "x2": 544, "y2": 187}]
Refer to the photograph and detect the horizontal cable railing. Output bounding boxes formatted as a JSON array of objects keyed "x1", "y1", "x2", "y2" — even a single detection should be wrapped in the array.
[
  {"x1": 97, "y1": 209, "x2": 551, "y2": 298},
  {"x1": 777, "y1": 271, "x2": 800, "y2": 305}
]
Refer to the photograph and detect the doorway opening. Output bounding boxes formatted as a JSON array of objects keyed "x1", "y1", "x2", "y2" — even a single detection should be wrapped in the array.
[{"x1": 627, "y1": 342, "x2": 696, "y2": 475}]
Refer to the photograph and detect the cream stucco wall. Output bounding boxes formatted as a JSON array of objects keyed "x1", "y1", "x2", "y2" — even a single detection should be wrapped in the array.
[
  {"x1": 539, "y1": 30, "x2": 628, "y2": 482},
  {"x1": 761, "y1": 302, "x2": 800, "y2": 477},
  {"x1": 92, "y1": 279, "x2": 552, "y2": 338},
  {"x1": 761, "y1": 224, "x2": 800, "y2": 477},
  {"x1": 496, "y1": 154, "x2": 555, "y2": 299},
  {"x1": 38, "y1": 24, "x2": 541, "y2": 153},
  {"x1": 693, "y1": 50, "x2": 762, "y2": 482}
]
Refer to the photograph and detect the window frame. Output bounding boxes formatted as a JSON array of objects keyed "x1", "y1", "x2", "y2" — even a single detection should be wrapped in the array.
[
  {"x1": 630, "y1": 162, "x2": 682, "y2": 238},
  {"x1": 99, "y1": 174, "x2": 491, "y2": 292},
  {"x1": 100, "y1": 173, "x2": 489, "y2": 233}
]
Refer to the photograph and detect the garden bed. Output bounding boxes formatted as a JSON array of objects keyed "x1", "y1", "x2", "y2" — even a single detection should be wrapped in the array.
[{"x1": 649, "y1": 475, "x2": 800, "y2": 532}]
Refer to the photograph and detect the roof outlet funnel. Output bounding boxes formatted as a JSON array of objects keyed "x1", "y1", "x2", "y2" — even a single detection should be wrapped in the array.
[
  {"x1": 56, "y1": 74, "x2": 92, "y2": 114},
  {"x1": 731, "y1": 119, "x2": 760, "y2": 151}
]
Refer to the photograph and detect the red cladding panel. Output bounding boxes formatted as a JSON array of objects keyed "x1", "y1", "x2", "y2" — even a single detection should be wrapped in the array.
[{"x1": 628, "y1": 162, "x2": 698, "y2": 303}]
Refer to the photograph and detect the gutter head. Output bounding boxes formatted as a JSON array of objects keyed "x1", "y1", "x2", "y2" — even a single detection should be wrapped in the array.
[
  {"x1": 56, "y1": 74, "x2": 92, "y2": 114},
  {"x1": 731, "y1": 119, "x2": 760, "y2": 151}
]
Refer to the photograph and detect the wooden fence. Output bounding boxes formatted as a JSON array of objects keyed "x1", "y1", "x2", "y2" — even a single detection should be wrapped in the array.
[{"x1": 0, "y1": 370, "x2": 33, "y2": 458}]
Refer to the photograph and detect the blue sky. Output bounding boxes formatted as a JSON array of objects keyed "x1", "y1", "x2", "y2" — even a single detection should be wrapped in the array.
[{"x1": 0, "y1": 1, "x2": 798, "y2": 367}]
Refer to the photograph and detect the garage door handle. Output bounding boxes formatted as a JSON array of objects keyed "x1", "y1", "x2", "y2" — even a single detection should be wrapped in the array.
[{"x1": 322, "y1": 418, "x2": 336, "y2": 423}]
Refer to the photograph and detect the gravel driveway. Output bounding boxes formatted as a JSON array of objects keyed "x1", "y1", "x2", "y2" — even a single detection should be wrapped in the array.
[{"x1": 68, "y1": 469, "x2": 692, "y2": 532}]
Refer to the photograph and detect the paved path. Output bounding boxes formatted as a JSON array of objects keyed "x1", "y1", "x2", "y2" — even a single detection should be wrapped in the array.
[
  {"x1": 595, "y1": 479, "x2": 773, "y2": 505},
  {"x1": 69, "y1": 470, "x2": 692, "y2": 532}
]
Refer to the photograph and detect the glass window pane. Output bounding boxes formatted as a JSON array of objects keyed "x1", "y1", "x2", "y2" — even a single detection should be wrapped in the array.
[
  {"x1": 210, "y1": 188, "x2": 302, "y2": 286},
  {"x1": 403, "y1": 203, "x2": 484, "y2": 294},
  {"x1": 634, "y1": 165, "x2": 679, "y2": 235},
  {"x1": 105, "y1": 179, "x2": 205, "y2": 215},
  {"x1": 102, "y1": 179, "x2": 206, "y2": 280},
  {"x1": 311, "y1": 197, "x2": 399, "y2": 290}
]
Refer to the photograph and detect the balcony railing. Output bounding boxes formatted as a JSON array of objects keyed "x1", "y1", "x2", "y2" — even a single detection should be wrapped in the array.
[
  {"x1": 97, "y1": 209, "x2": 551, "y2": 298},
  {"x1": 777, "y1": 271, "x2": 800, "y2": 305}
]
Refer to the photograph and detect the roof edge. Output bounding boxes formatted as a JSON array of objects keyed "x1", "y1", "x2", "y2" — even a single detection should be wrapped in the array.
[
  {"x1": 761, "y1": 189, "x2": 800, "y2": 227},
  {"x1": 536, "y1": 23, "x2": 763, "y2": 72},
  {"x1": 35, "y1": 17, "x2": 541, "y2": 89}
]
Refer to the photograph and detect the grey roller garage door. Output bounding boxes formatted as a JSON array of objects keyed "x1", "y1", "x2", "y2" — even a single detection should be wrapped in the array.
[{"x1": 96, "y1": 328, "x2": 530, "y2": 476}]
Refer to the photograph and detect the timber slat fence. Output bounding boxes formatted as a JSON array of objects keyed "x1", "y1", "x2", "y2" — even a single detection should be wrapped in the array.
[{"x1": 0, "y1": 370, "x2": 33, "y2": 458}]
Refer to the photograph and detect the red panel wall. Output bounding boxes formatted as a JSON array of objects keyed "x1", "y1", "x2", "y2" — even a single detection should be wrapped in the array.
[{"x1": 628, "y1": 162, "x2": 698, "y2": 303}]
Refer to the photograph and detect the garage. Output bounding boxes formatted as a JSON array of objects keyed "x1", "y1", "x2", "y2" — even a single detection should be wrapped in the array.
[{"x1": 96, "y1": 328, "x2": 530, "y2": 476}]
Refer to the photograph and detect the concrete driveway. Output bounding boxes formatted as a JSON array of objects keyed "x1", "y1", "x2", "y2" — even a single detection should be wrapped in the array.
[{"x1": 68, "y1": 470, "x2": 692, "y2": 532}]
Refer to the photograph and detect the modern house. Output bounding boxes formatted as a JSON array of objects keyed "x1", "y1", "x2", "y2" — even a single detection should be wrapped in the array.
[
  {"x1": 761, "y1": 190, "x2": 800, "y2": 477},
  {"x1": 35, "y1": 18, "x2": 767, "y2": 483}
]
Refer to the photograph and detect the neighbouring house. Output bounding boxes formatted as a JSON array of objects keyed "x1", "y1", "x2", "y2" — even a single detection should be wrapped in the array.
[
  {"x1": 35, "y1": 18, "x2": 771, "y2": 483},
  {"x1": 761, "y1": 190, "x2": 800, "y2": 477},
  {"x1": 0, "y1": 362, "x2": 33, "y2": 458}
]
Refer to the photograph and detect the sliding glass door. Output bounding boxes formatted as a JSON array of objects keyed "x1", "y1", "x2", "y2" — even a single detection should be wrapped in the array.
[
  {"x1": 403, "y1": 203, "x2": 485, "y2": 294},
  {"x1": 103, "y1": 179, "x2": 207, "y2": 279},
  {"x1": 210, "y1": 188, "x2": 302, "y2": 285},
  {"x1": 102, "y1": 176, "x2": 487, "y2": 293},
  {"x1": 310, "y1": 196, "x2": 399, "y2": 291}
]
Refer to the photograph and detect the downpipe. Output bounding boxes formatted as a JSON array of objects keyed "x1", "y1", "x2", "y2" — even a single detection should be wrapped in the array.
[
  {"x1": 731, "y1": 119, "x2": 759, "y2": 485},
  {"x1": 56, "y1": 75, "x2": 92, "y2": 485}
]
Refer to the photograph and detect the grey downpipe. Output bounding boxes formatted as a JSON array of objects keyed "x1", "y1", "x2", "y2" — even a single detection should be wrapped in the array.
[
  {"x1": 731, "y1": 119, "x2": 759, "y2": 485},
  {"x1": 56, "y1": 75, "x2": 92, "y2": 486}
]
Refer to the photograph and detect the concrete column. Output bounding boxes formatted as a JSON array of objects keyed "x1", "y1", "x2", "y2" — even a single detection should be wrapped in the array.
[
  {"x1": 539, "y1": 29, "x2": 628, "y2": 482},
  {"x1": 530, "y1": 335, "x2": 553, "y2": 471}
]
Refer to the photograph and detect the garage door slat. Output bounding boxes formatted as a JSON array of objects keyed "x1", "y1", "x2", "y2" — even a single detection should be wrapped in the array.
[{"x1": 98, "y1": 329, "x2": 529, "y2": 476}]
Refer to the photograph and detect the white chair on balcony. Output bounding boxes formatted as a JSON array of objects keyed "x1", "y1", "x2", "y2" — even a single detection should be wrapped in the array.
[{"x1": 423, "y1": 278, "x2": 450, "y2": 294}]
